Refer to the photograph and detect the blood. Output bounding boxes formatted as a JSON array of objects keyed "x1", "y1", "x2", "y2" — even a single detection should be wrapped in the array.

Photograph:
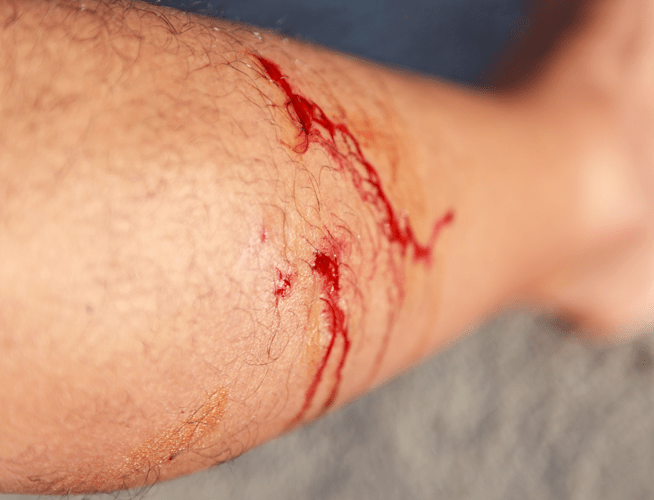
[
  {"x1": 274, "y1": 268, "x2": 292, "y2": 305},
  {"x1": 294, "y1": 250, "x2": 350, "y2": 422},
  {"x1": 253, "y1": 55, "x2": 454, "y2": 420}
]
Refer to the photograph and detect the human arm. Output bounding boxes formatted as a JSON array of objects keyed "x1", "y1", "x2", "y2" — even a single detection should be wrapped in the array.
[{"x1": 0, "y1": 0, "x2": 651, "y2": 494}]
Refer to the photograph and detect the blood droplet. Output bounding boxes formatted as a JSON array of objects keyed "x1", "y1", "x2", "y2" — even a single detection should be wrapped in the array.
[{"x1": 252, "y1": 55, "x2": 454, "y2": 421}]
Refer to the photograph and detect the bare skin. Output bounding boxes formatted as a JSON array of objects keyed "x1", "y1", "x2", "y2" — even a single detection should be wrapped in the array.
[{"x1": 0, "y1": 0, "x2": 652, "y2": 494}]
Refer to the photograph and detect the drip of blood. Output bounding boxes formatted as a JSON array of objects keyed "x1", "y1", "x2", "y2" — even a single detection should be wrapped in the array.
[
  {"x1": 294, "y1": 251, "x2": 350, "y2": 422},
  {"x1": 253, "y1": 55, "x2": 454, "y2": 421}
]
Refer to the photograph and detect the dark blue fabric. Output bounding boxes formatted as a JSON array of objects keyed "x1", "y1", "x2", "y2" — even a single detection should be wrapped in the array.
[{"x1": 145, "y1": 0, "x2": 526, "y2": 85}]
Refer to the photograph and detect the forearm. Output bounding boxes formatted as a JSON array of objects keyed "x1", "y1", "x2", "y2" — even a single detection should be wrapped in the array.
[{"x1": 0, "y1": 0, "x2": 590, "y2": 494}]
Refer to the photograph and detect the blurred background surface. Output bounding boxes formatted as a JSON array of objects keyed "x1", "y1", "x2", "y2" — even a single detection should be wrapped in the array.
[{"x1": 4, "y1": 1, "x2": 654, "y2": 498}]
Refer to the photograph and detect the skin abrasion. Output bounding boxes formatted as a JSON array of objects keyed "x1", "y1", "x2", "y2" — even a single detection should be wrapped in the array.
[
  {"x1": 274, "y1": 268, "x2": 293, "y2": 305},
  {"x1": 127, "y1": 388, "x2": 229, "y2": 469},
  {"x1": 16, "y1": 389, "x2": 230, "y2": 495},
  {"x1": 251, "y1": 53, "x2": 454, "y2": 422},
  {"x1": 117, "y1": 388, "x2": 230, "y2": 490}
]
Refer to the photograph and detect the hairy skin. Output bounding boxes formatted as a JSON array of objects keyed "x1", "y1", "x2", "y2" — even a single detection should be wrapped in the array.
[
  {"x1": 0, "y1": 1, "x2": 472, "y2": 492},
  {"x1": 0, "y1": 0, "x2": 652, "y2": 494}
]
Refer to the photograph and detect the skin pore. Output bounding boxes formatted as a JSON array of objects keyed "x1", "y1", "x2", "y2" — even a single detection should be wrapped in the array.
[{"x1": 1, "y1": 0, "x2": 653, "y2": 494}]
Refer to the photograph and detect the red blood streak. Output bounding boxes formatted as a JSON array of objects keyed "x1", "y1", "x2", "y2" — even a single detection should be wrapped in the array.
[
  {"x1": 295, "y1": 251, "x2": 350, "y2": 422},
  {"x1": 254, "y1": 55, "x2": 453, "y2": 265},
  {"x1": 253, "y1": 55, "x2": 454, "y2": 420}
]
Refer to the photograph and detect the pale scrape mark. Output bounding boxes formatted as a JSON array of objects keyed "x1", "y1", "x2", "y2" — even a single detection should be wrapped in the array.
[
  {"x1": 126, "y1": 388, "x2": 229, "y2": 472},
  {"x1": 59, "y1": 388, "x2": 229, "y2": 494}
]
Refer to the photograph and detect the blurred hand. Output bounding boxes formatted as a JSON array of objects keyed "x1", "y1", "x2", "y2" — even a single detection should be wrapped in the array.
[{"x1": 527, "y1": 0, "x2": 654, "y2": 340}]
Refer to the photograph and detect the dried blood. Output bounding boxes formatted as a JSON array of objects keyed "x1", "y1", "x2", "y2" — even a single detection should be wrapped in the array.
[{"x1": 253, "y1": 55, "x2": 454, "y2": 421}]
